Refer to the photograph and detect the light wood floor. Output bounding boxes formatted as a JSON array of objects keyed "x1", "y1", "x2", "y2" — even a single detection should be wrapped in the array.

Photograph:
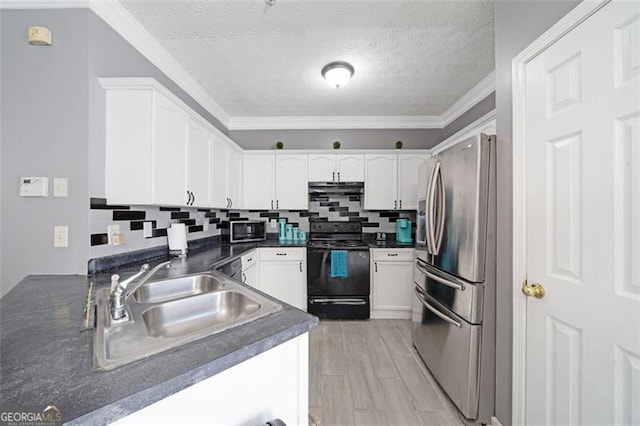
[{"x1": 308, "y1": 319, "x2": 465, "y2": 426}]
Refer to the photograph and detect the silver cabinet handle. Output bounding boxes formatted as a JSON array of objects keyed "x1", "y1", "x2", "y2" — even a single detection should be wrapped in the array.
[
  {"x1": 271, "y1": 200, "x2": 274, "y2": 209},
  {"x1": 299, "y1": 261, "x2": 302, "y2": 272},
  {"x1": 229, "y1": 198, "x2": 232, "y2": 208},
  {"x1": 186, "y1": 191, "x2": 191, "y2": 205},
  {"x1": 374, "y1": 261, "x2": 378, "y2": 272},
  {"x1": 394, "y1": 200, "x2": 397, "y2": 210},
  {"x1": 242, "y1": 272, "x2": 246, "y2": 283},
  {"x1": 276, "y1": 253, "x2": 286, "y2": 256},
  {"x1": 387, "y1": 253, "x2": 398, "y2": 257},
  {"x1": 332, "y1": 172, "x2": 335, "y2": 182},
  {"x1": 276, "y1": 200, "x2": 279, "y2": 209},
  {"x1": 399, "y1": 200, "x2": 402, "y2": 209},
  {"x1": 415, "y1": 259, "x2": 464, "y2": 291},
  {"x1": 191, "y1": 192, "x2": 195, "y2": 206},
  {"x1": 337, "y1": 172, "x2": 340, "y2": 181},
  {"x1": 414, "y1": 287, "x2": 462, "y2": 328}
]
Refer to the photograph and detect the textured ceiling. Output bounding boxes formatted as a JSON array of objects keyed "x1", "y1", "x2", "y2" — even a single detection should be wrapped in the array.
[{"x1": 120, "y1": 0, "x2": 495, "y2": 117}]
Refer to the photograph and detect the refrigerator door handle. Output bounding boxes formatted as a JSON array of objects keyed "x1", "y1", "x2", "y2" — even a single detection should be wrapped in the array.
[
  {"x1": 427, "y1": 161, "x2": 440, "y2": 254},
  {"x1": 414, "y1": 287, "x2": 462, "y2": 328},
  {"x1": 434, "y1": 165, "x2": 446, "y2": 255},
  {"x1": 415, "y1": 259, "x2": 465, "y2": 291}
]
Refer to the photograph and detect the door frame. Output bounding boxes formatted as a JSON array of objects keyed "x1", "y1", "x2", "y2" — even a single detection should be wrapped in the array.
[{"x1": 511, "y1": 1, "x2": 612, "y2": 424}]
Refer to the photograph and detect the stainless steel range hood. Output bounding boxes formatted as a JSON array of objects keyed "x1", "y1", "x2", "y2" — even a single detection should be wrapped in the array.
[{"x1": 308, "y1": 182, "x2": 364, "y2": 197}]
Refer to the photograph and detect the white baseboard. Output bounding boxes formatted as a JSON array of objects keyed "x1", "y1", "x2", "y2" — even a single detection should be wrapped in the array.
[{"x1": 370, "y1": 310, "x2": 412, "y2": 320}]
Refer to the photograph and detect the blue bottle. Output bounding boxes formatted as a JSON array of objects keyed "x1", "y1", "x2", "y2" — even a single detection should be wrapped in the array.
[{"x1": 278, "y1": 219, "x2": 287, "y2": 242}]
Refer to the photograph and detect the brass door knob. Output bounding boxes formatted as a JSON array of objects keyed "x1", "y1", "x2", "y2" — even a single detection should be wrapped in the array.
[{"x1": 522, "y1": 281, "x2": 545, "y2": 299}]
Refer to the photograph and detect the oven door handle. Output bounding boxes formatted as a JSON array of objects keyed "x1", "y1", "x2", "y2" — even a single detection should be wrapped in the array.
[
  {"x1": 415, "y1": 260, "x2": 464, "y2": 291},
  {"x1": 414, "y1": 287, "x2": 462, "y2": 328},
  {"x1": 309, "y1": 298, "x2": 367, "y2": 305}
]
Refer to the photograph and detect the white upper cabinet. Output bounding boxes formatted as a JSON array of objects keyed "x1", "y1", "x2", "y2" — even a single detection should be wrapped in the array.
[
  {"x1": 364, "y1": 154, "x2": 398, "y2": 210},
  {"x1": 336, "y1": 154, "x2": 365, "y2": 181},
  {"x1": 244, "y1": 153, "x2": 308, "y2": 210},
  {"x1": 276, "y1": 155, "x2": 309, "y2": 210},
  {"x1": 307, "y1": 154, "x2": 335, "y2": 182},
  {"x1": 227, "y1": 147, "x2": 243, "y2": 210},
  {"x1": 211, "y1": 136, "x2": 243, "y2": 209},
  {"x1": 243, "y1": 154, "x2": 276, "y2": 210},
  {"x1": 308, "y1": 154, "x2": 364, "y2": 182},
  {"x1": 364, "y1": 152, "x2": 428, "y2": 210},
  {"x1": 397, "y1": 154, "x2": 427, "y2": 210},
  {"x1": 186, "y1": 118, "x2": 212, "y2": 208}
]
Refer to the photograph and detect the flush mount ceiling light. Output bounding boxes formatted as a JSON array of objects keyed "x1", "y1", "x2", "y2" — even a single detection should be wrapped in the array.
[{"x1": 321, "y1": 61, "x2": 355, "y2": 89}]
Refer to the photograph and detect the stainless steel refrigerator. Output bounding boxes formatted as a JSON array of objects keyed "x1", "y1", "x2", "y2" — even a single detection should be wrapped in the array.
[{"x1": 412, "y1": 133, "x2": 496, "y2": 423}]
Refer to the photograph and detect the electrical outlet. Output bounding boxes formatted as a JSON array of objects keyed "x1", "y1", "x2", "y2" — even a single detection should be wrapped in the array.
[
  {"x1": 53, "y1": 177, "x2": 69, "y2": 197},
  {"x1": 143, "y1": 221, "x2": 152, "y2": 238},
  {"x1": 107, "y1": 225, "x2": 120, "y2": 245},
  {"x1": 269, "y1": 219, "x2": 277, "y2": 229},
  {"x1": 54, "y1": 225, "x2": 68, "y2": 247}
]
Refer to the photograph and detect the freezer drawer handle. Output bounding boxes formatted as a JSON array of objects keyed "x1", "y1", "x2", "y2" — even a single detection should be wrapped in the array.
[
  {"x1": 415, "y1": 260, "x2": 464, "y2": 291},
  {"x1": 309, "y1": 298, "x2": 367, "y2": 305},
  {"x1": 414, "y1": 287, "x2": 462, "y2": 328}
]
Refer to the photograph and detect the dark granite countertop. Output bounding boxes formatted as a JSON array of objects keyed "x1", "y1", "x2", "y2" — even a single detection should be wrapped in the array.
[{"x1": 0, "y1": 241, "x2": 317, "y2": 425}]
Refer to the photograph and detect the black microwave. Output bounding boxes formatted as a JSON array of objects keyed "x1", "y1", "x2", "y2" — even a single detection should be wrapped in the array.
[{"x1": 223, "y1": 220, "x2": 267, "y2": 243}]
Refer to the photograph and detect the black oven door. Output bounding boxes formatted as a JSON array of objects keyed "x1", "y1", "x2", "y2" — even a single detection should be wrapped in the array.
[{"x1": 306, "y1": 247, "x2": 370, "y2": 297}]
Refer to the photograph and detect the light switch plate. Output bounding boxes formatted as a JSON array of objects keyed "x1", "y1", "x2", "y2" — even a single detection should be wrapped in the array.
[
  {"x1": 203, "y1": 219, "x2": 209, "y2": 231},
  {"x1": 143, "y1": 221, "x2": 152, "y2": 238},
  {"x1": 107, "y1": 225, "x2": 120, "y2": 245},
  {"x1": 54, "y1": 225, "x2": 68, "y2": 247},
  {"x1": 53, "y1": 177, "x2": 69, "y2": 197}
]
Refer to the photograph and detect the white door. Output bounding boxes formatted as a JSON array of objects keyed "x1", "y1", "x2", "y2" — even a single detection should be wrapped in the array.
[
  {"x1": 227, "y1": 147, "x2": 243, "y2": 209},
  {"x1": 243, "y1": 264, "x2": 258, "y2": 289},
  {"x1": 153, "y1": 93, "x2": 188, "y2": 206},
  {"x1": 243, "y1": 154, "x2": 274, "y2": 210},
  {"x1": 524, "y1": 2, "x2": 640, "y2": 424},
  {"x1": 364, "y1": 154, "x2": 397, "y2": 210},
  {"x1": 211, "y1": 136, "x2": 229, "y2": 208},
  {"x1": 185, "y1": 119, "x2": 212, "y2": 208},
  {"x1": 308, "y1": 154, "x2": 335, "y2": 181},
  {"x1": 397, "y1": 154, "x2": 427, "y2": 210},
  {"x1": 276, "y1": 154, "x2": 308, "y2": 210},
  {"x1": 260, "y1": 261, "x2": 306, "y2": 310},
  {"x1": 336, "y1": 154, "x2": 365, "y2": 181}
]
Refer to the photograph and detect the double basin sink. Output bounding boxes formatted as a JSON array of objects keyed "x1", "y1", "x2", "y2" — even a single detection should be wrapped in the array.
[{"x1": 94, "y1": 270, "x2": 282, "y2": 371}]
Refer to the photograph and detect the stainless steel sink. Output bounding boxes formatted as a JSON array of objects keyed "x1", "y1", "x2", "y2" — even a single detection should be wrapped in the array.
[
  {"x1": 143, "y1": 291, "x2": 260, "y2": 338},
  {"x1": 93, "y1": 270, "x2": 281, "y2": 371},
  {"x1": 132, "y1": 274, "x2": 224, "y2": 304}
]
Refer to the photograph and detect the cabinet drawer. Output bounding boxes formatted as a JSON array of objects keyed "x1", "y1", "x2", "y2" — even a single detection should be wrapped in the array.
[
  {"x1": 259, "y1": 247, "x2": 306, "y2": 261},
  {"x1": 241, "y1": 250, "x2": 257, "y2": 270},
  {"x1": 372, "y1": 248, "x2": 414, "y2": 262}
]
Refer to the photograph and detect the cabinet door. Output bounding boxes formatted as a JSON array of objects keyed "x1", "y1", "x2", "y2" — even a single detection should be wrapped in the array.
[
  {"x1": 260, "y1": 260, "x2": 306, "y2": 310},
  {"x1": 242, "y1": 264, "x2": 258, "y2": 289},
  {"x1": 336, "y1": 154, "x2": 365, "y2": 182},
  {"x1": 211, "y1": 136, "x2": 229, "y2": 208},
  {"x1": 372, "y1": 260, "x2": 413, "y2": 312},
  {"x1": 227, "y1": 148, "x2": 243, "y2": 209},
  {"x1": 364, "y1": 154, "x2": 397, "y2": 210},
  {"x1": 308, "y1": 154, "x2": 336, "y2": 182},
  {"x1": 186, "y1": 119, "x2": 212, "y2": 207},
  {"x1": 276, "y1": 155, "x2": 308, "y2": 210},
  {"x1": 243, "y1": 155, "x2": 274, "y2": 209},
  {"x1": 397, "y1": 154, "x2": 427, "y2": 210},
  {"x1": 153, "y1": 93, "x2": 188, "y2": 206}
]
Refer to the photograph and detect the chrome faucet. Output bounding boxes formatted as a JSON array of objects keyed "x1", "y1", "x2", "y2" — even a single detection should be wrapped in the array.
[{"x1": 109, "y1": 261, "x2": 171, "y2": 321}]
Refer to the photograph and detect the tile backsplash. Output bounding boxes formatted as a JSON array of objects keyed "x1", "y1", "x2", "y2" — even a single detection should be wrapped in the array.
[{"x1": 89, "y1": 195, "x2": 415, "y2": 258}]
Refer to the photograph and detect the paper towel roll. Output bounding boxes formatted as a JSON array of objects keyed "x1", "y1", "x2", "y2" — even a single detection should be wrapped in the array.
[{"x1": 167, "y1": 223, "x2": 188, "y2": 257}]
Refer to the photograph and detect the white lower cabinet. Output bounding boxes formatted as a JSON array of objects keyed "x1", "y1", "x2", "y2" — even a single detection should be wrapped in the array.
[
  {"x1": 370, "y1": 248, "x2": 414, "y2": 319},
  {"x1": 258, "y1": 248, "x2": 307, "y2": 311},
  {"x1": 111, "y1": 333, "x2": 309, "y2": 426},
  {"x1": 241, "y1": 250, "x2": 258, "y2": 288}
]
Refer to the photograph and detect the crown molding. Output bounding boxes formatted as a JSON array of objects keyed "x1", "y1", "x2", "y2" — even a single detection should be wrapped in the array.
[
  {"x1": 0, "y1": 0, "x2": 87, "y2": 8},
  {"x1": 227, "y1": 115, "x2": 443, "y2": 130},
  {"x1": 440, "y1": 70, "x2": 496, "y2": 128}
]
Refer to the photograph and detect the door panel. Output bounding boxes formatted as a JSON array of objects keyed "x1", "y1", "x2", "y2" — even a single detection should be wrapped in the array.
[
  {"x1": 336, "y1": 154, "x2": 365, "y2": 181},
  {"x1": 243, "y1": 155, "x2": 274, "y2": 210},
  {"x1": 308, "y1": 154, "x2": 335, "y2": 182},
  {"x1": 524, "y1": 3, "x2": 640, "y2": 424},
  {"x1": 211, "y1": 136, "x2": 229, "y2": 208},
  {"x1": 186, "y1": 119, "x2": 211, "y2": 207},
  {"x1": 227, "y1": 148, "x2": 242, "y2": 209},
  {"x1": 397, "y1": 154, "x2": 426, "y2": 210},
  {"x1": 364, "y1": 154, "x2": 397, "y2": 210},
  {"x1": 276, "y1": 155, "x2": 308, "y2": 210}
]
